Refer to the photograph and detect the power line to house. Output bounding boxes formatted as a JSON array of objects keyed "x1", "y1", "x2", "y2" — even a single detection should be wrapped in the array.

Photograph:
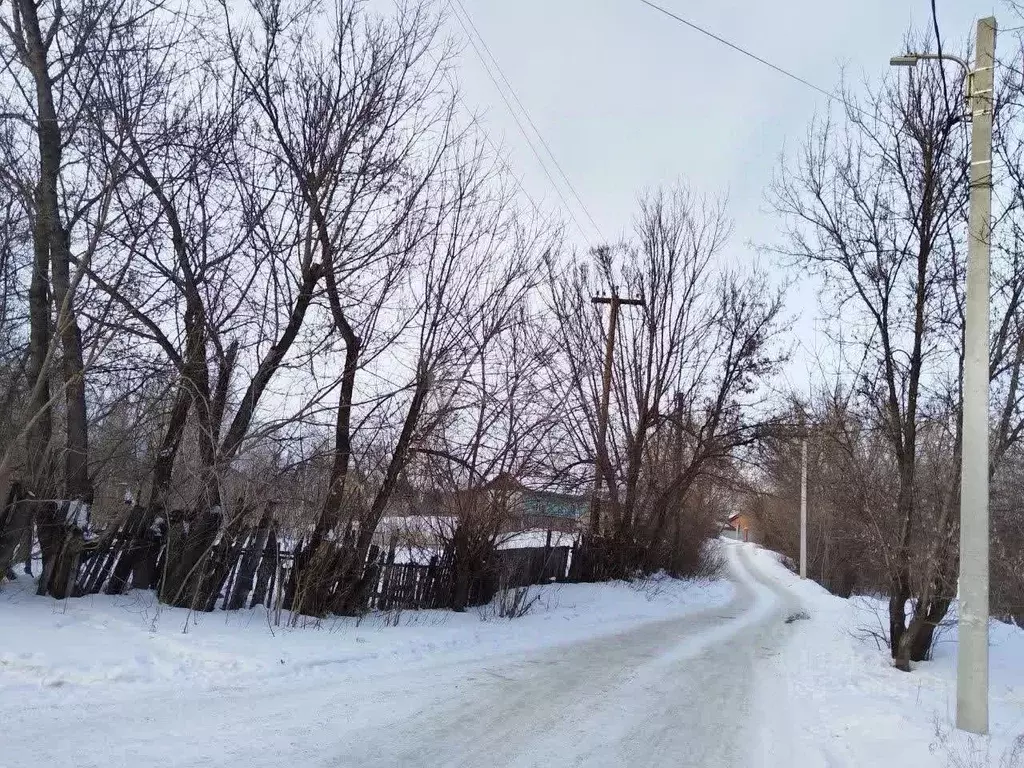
[
  {"x1": 447, "y1": 0, "x2": 602, "y2": 245},
  {"x1": 930, "y1": 0, "x2": 952, "y2": 111}
]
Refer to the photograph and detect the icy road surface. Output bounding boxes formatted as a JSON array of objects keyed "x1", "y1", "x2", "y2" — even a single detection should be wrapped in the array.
[
  {"x1": 338, "y1": 543, "x2": 800, "y2": 768},
  {"x1": 3, "y1": 543, "x2": 799, "y2": 768}
]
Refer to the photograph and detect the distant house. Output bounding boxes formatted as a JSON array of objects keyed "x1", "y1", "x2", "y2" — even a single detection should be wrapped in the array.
[
  {"x1": 726, "y1": 511, "x2": 759, "y2": 543},
  {"x1": 484, "y1": 474, "x2": 588, "y2": 532},
  {"x1": 372, "y1": 476, "x2": 587, "y2": 557}
]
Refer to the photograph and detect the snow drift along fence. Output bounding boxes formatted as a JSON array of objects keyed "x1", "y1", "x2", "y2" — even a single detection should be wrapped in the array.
[
  {"x1": 300, "y1": 543, "x2": 573, "y2": 614},
  {"x1": 3, "y1": 507, "x2": 577, "y2": 615}
]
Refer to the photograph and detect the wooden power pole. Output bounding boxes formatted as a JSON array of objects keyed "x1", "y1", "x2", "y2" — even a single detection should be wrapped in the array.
[{"x1": 590, "y1": 292, "x2": 644, "y2": 536}]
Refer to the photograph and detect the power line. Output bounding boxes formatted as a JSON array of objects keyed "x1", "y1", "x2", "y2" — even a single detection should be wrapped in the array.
[
  {"x1": 457, "y1": 96, "x2": 549, "y2": 223},
  {"x1": 930, "y1": 0, "x2": 952, "y2": 112},
  {"x1": 446, "y1": 0, "x2": 599, "y2": 245},
  {"x1": 452, "y1": 88, "x2": 577, "y2": 246},
  {"x1": 635, "y1": 0, "x2": 870, "y2": 119},
  {"x1": 424, "y1": 42, "x2": 553, "y2": 230},
  {"x1": 450, "y1": 0, "x2": 605, "y2": 243}
]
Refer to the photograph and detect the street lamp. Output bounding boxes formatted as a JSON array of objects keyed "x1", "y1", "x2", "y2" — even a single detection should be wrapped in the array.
[
  {"x1": 890, "y1": 53, "x2": 973, "y2": 102},
  {"x1": 888, "y1": 52, "x2": 970, "y2": 72},
  {"x1": 890, "y1": 17, "x2": 997, "y2": 736}
]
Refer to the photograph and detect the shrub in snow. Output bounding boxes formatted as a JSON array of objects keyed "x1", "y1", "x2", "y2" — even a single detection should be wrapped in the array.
[{"x1": 930, "y1": 717, "x2": 1024, "y2": 768}]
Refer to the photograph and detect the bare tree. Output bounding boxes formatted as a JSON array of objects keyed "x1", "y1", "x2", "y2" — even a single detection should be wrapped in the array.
[
  {"x1": 549, "y1": 184, "x2": 786, "y2": 577},
  {"x1": 289, "y1": 132, "x2": 550, "y2": 618},
  {"x1": 770, "y1": 30, "x2": 1024, "y2": 665},
  {"x1": 771, "y1": 51, "x2": 969, "y2": 667},
  {"x1": 0, "y1": 0, "x2": 154, "y2": 595},
  {"x1": 410, "y1": 282, "x2": 560, "y2": 610}
]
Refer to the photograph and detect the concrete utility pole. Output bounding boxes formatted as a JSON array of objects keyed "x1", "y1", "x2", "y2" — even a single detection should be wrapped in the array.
[
  {"x1": 590, "y1": 292, "x2": 644, "y2": 536},
  {"x1": 890, "y1": 15, "x2": 996, "y2": 736},
  {"x1": 800, "y1": 438, "x2": 807, "y2": 579},
  {"x1": 958, "y1": 16, "x2": 997, "y2": 737}
]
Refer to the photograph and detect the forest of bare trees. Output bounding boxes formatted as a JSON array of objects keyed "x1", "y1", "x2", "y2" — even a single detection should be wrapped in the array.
[{"x1": 0, "y1": 0, "x2": 785, "y2": 617}]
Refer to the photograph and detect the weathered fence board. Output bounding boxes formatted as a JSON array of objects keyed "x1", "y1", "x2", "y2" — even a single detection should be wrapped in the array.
[{"x1": 6, "y1": 504, "x2": 577, "y2": 618}]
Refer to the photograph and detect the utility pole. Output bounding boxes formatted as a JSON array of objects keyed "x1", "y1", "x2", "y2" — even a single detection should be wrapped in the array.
[
  {"x1": 800, "y1": 438, "x2": 807, "y2": 579},
  {"x1": 958, "y1": 16, "x2": 997, "y2": 737},
  {"x1": 590, "y1": 292, "x2": 644, "y2": 537},
  {"x1": 890, "y1": 17, "x2": 996, "y2": 735}
]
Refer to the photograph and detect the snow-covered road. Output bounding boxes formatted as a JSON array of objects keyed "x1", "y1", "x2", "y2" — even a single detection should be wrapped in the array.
[
  {"x1": 5, "y1": 543, "x2": 801, "y2": 768},
  {"x1": 8, "y1": 542, "x2": 1023, "y2": 766},
  {"x1": 334, "y1": 543, "x2": 801, "y2": 768}
]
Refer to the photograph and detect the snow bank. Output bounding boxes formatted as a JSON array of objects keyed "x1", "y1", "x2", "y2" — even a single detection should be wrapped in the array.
[
  {"x1": 746, "y1": 546, "x2": 1024, "y2": 768},
  {"x1": 0, "y1": 572, "x2": 733, "y2": 696}
]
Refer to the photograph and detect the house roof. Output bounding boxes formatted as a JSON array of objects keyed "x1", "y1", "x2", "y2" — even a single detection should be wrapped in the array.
[
  {"x1": 482, "y1": 472, "x2": 527, "y2": 492},
  {"x1": 482, "y1": 474, "x2": 588, "y2": 504}
]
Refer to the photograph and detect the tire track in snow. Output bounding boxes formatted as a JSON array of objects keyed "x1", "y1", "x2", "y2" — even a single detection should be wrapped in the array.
[
  {"x1": 333, "y1": 543, "x2": 802, "y2": 768},
  {"x1": 3, "y1": 544, "x2": 802, "y2": 768}
]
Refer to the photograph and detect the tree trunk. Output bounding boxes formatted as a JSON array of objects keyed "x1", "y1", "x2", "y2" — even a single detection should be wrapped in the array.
[
  {"x1": 35, "y1": 501, "x2": 85, "y2": 599},
  {"x1": 157, "y1": 509, "x2": 186, "y2": 602},
  {"x1": 106, "y1": 337, "x2": 199, "y2": 594},
  {"x1": 292, "y1": 325, "x2": 361, "y2": 619},
  {"x1": 889, "y1": 463, "x2": 916, "y2": 669},
  {"x1": 51, "y1": 226, "x2": 91, "y2": 502},
  {"x1": 209, "y1": 341, "x2": 238, "y2": 449},
  {"x1": 131, "y1": 518, "x2": 165, "y2": 591},
  {"x1": 162, "y1": 505, "x2": 223, "y2": 609},
  {"x1": 0, "y1": 484, "x2": 29, "y2": 581},
  {"x1": 24, "y1": 201, "x2": 52, "y2": 496},
  {"x1": 155, "y1": 307, "x2": 219, "y2": 609},
  {"x1": 16, "y1": 0, "x2": 94, "y2": 600},
  {"x1": 17, "y1": 0, "x2": 91, "y2": 505},
  {"x1": 217, "y1": 267, "x2": 321, "y2": 463},
  {"x1": 311, "y1": 332, "x2": 361, "y2": 542},
  {"x1": 904, "y1": 596, "x2": 952, "y2": 663},
  {"x1": 889, "y1": 583, "x2": 911, "y2": 670},
  {"x1": 353, "y1": 377, "x2": 430, "y2": 565}
]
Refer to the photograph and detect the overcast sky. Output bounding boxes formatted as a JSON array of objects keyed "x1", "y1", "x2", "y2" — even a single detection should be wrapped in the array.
[{"x1": 444, "y1": 0, "x2": 1001, "y2": 393}]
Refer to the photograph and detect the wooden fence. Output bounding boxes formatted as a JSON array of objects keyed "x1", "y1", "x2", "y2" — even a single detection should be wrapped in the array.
[
  {"x1": 33, "y1": 520, "x2": 578, "y2": 616},
  {"x1": 366, "y1": 544, "x2": 573, "y2": 612},
  {"x1": 3, "y1": 500, "x2": 619, "y2": 617},
  {"x1": 308, "y1": 543, "x2": 572, "y2": 614}
]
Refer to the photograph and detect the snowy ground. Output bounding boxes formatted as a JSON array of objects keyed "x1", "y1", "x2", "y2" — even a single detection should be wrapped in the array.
[
  {"x1": 746, "y1": 546, "x2": 1024, "y2": 768},
  {"x1": 0, "y1": 567, "x2": 729, "y2": 693},
  {"x1": 3, "y1": 542, "x2": 1023, "y2": 767}
]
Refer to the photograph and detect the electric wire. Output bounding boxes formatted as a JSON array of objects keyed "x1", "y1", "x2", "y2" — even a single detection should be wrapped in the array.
[
  {"x1": 447, "y1": 1, "x2": 598, "y2": 245},
  {"x1": 930, "y1": 0, "x2": 953, "y2": 113},
  {"x1": 635, "y1": 0, "x2": 872, "y2": 120},
  {"x1": 451, "y1": 0, "x2": 605, "y2": 243}
]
